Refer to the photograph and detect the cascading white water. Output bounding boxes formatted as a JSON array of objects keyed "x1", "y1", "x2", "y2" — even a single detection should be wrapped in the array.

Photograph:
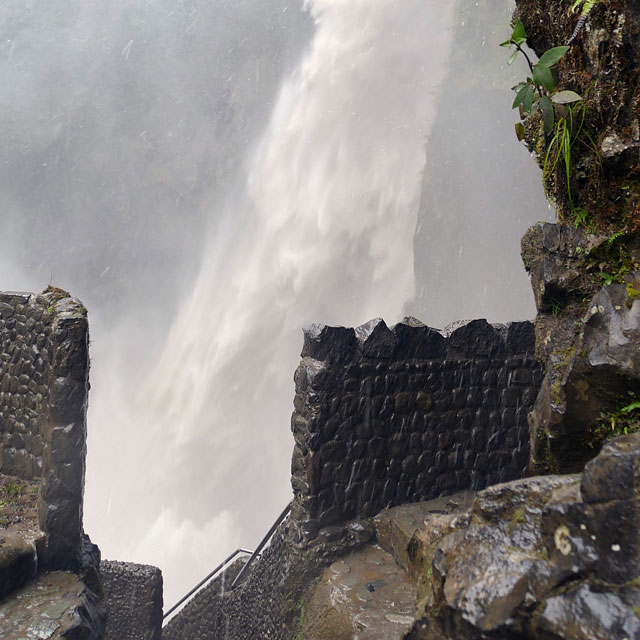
[
  {"x1": 85, "y1": 0, "x2": 455, "y2": 605},
  {"x1": 1, "y1": 0, "x2": 552, "y2": 608}
]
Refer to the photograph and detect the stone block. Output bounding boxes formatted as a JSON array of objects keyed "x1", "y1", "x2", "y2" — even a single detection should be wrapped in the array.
[
  {"x1": 101, "y1": 561, "x2": 163, "y2": 640},
  {"x1": 49, "y1": 377, "x2": 85, "y2": 424},
  {"x1": 580, "y1": 433, "x2": 640, "y2": 503},
  {"x1": 302, "y1": 324, "x2": 356, "y2": 363}
]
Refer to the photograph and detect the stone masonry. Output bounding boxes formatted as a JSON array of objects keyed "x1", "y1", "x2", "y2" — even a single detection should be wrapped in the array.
[
  {"x1": 164, "y1": 316, "x2": 544, "y2": 640},
  {"x1": 0, "y1": 287, "x2": 90, "y2": 570},
  {"x1": 101, "y1": 560, "x2": 163, "y2": 640},
  {"x1": 290, "y1": 317, "x2": 542, "y2": 537},
  {"x1": 0, "y1": 292, "x2": 54, "y2": 480}
]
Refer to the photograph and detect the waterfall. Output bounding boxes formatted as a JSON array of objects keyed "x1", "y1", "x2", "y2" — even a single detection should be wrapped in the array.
[
  {"x1": 88, "y1": 0, "x2": 455, "y2": 604},
  {"x1": 0, "y1": 0, "x2": 550, "y2": 606}
]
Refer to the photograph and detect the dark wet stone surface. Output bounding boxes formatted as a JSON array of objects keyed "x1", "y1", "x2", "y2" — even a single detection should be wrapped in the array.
[
  {"x1": 538, "y1": 584, "x2": 640, "y2": 640},
  {"x1": 303, "y1": 544, "x2": 417, "y2": 640},
  {"x1": 0, "y1": 571, "x2": 104, "y2": 640}
]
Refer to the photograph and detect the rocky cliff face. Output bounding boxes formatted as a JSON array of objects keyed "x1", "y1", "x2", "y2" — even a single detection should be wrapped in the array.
[
  {"x1": 296, "y1": 3, "x2": 640, "y2": 638},
  {"x1": 513, "y1": 0, "x2": 640, "y2": 473},
  {"x1": 404, "y1": 433, "x2": 640, "y2": 640}
]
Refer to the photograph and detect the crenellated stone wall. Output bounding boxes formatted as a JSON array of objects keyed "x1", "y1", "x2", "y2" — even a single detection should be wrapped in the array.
[{"x1": 290, "y1": 317, "x2": 542, "y2": 537}]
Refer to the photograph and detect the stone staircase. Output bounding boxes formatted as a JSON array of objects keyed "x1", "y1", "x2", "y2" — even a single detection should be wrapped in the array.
[
  {"x1": 299, "y1": 435, "x2": 640, "y2": 640},
  {"x1": 299, "y1": 492, "x2": 474, "y2": 639}
]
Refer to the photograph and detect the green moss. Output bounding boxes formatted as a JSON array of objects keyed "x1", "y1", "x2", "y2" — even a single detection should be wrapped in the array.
[
  {"x1": 42, "y1": 285, "x2": 70, "y2": 303},
  {"x1": 1, "y1": 481, "x2": 26, "y2": 501},
  {"x1": 507, "y1": 508, "x2": 526, "y2": 534},
  {"x1": 551, "y1": 379, "x2": 564, "y2": 405},
  {"x1": 626, "y1": 283, "x2": 640, "y2": 308}
]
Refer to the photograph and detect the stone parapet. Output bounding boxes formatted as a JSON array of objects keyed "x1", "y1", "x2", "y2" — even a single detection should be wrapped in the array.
[
  {"x1": 0, "y1": 287, "x2": 90, "y2": 571},
  {"x1": 101, "y1": 560, "x2": 163, "y2": 640},
  {"x1": 290, "y1": 317, "x2": 542, "y2": 537}
]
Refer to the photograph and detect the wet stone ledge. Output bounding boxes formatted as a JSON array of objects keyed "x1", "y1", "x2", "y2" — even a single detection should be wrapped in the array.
[{"x1": 290, "y1": 317, "x2": 543, "y2": 535}]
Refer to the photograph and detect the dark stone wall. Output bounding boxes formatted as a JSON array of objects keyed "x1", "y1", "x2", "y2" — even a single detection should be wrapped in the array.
[
  {"x1": 290, "y1": 317, "x2": 542, "y2": 537},
  {"x1": 101, "y1": 560, "x2": 163, "y2": 640},
  {"x1": 0, "y1": 287, "x2": 90, "y2": 571},
  {"x1": 0, "y1": 292, "x2": 54, "y2": 479},
  {"x1": 163, "y1": 317, "x2": 543, "y2": 640},
  {"x1": 163, "y1": 533, "x2": 289, "y2": 640},
  {"x1": 37, "y1": 291, "x2": 90, "y2": 570}
]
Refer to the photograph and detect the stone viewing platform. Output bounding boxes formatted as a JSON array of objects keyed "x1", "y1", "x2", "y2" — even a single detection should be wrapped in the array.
[{"x1": 0, "y1": 286, "x2": 638, "y2": 640}]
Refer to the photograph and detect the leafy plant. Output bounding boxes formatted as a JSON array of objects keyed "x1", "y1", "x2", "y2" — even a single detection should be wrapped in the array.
[
  {"x1": 502, "y1": 17, "x2": 602, "y2": 222},
  {"x1": 585, "y1": 230, "x2": 638, "y2": 287},
  {"x1": 501, "y1": 20, "x2": 569, "y2": 137},
  {"x1": 586, "y1": 394, "x2": 640, "y2": 448},
  {"x1": 542, "y1": 97, "x2": 591, "y2": 210},
  {"x1": 571, "y1": 0, "x2": 600, "y2": 15},
  {"x1": 568, "y1": 1, "x2": 604, "y2": 43}
]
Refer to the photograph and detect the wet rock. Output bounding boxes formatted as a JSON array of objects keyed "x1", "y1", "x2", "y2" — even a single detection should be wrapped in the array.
[
  {"x1": 537, "y1": 584, "x2": 640, "y2": 640},
  {"x1": 302, "y1": 545, "x2": 416, "y2": 640},
  {"x1": 531, "y1": 273, "x2": 640, "y2": 474},
  {"x1": 407, "y1": 435, "x2": 640, "y2": 640},
  {"x1": 302, "y1": 324, "x2": 356, "y2": 364},
  {"x1": 446, "y1": 320, "x2": 504, "y2": 359},
  {"x1": 0, "y1": 533, "x2": 37, "y2": 600},
  {"x1": 580, "y1": 433, "x2": 640, "y2": 503},
  {"x1": 355, "y1": 318, "x2": 396, "y2": 359},
  {"x1": 424, "y1": 476, "x2": 578, "y2": 635},
  {"x1": 520, "y1": 223, "x2": 594, "y2": 316},
  {"x1": 0, "y1": 571, "x2": 105, "y2": 640},
  {"x1": 392, "y1": 319, "x2": 446, "y2": 360}
]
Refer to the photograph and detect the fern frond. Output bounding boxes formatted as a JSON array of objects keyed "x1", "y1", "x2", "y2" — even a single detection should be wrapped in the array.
[{"x1": 572, "y1": 0, "x2": 598, "y2": 16}]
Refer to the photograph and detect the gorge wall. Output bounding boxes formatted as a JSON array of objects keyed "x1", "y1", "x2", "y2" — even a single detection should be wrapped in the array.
[{"x1": 512, "y1": 0, "x2": 640, "y2": 474}]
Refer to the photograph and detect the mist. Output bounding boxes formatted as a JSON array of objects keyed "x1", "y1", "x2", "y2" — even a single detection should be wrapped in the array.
[{"x1": 0, "y1": 0, "x2": 549, "y2": 606}]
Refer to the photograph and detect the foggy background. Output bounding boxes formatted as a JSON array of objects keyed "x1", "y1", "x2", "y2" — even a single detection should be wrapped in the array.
[{"x1": 0, "y1": 0, "x2": 551, "y2": 607}]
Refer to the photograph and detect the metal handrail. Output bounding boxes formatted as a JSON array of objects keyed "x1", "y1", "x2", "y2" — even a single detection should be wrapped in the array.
[
  {"x1": 230, "y1": 500, "x2": 292, "y2": 590},
  {"x1": 163, "y1": 547, "x2": 253, "y2": 620}
]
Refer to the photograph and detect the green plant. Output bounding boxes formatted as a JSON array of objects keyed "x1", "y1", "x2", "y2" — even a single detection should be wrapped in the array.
[
  {"x1": 586, "y1": 394, "x2": 640, "y2": 448},
  {"x1": 501, "y1": 11, "x2": 603, "y2": 222},
  {"x1": 598, "y1": 272, "x2": 615, "y2": 286},
  {"x1": 571, "y1": 208, "x2": 593, "y2": 231},
  {"x1": 1, "y1": 482, "x2": 25, "y2": 500},
  {"x1": 542, "y1": 97, "x2": 599, "y2": 210},
  {"x1": 585, "y1": 231, "x2": 638, "y2": 286},
  {"x1": 571, "y1": 0, "x2": 600, "y2": 15},
  {"x1": 501, "y1": 20, "x2": 569, "y2": 132}
]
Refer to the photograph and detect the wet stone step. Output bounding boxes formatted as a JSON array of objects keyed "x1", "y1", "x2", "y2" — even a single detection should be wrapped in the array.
[
  {"x1": 302, "y1": 544, "x2": 417, "y2": 640},
  {"x1": 0, "y1": 571, "x2": 102, "y2": 640}
]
